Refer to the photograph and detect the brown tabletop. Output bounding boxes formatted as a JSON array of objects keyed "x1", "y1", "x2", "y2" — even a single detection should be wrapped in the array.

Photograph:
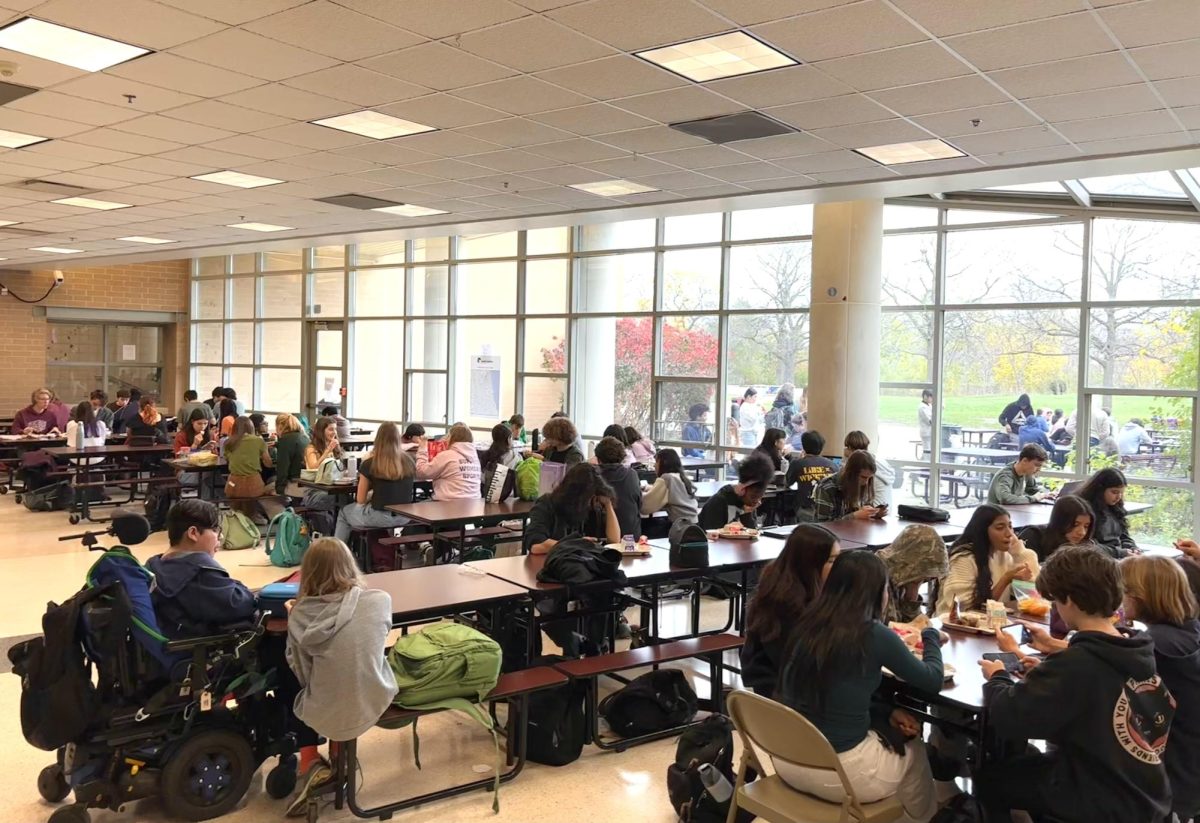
[
  {"x1": 165, "y1": 457, "x2": 227, "y2": 472},
  {"x1": 298, "y1": 478, "x2": 356, "y2": 493},
  {"x1": 385, "y1": 497, "x2": 535, "y2": 528},
  {"x1": 766, "y1": 518, "x2": 962, "y2": 549},
  {"x1": 467, "y1": 545, "x2": 689, "y2": 594},
  {"x1": 648, "y1": 536, "x2": 788, "y2": 570},
  {"x1": 365, "y1": 565, "x2": 529, "y2": 623},
  {"x1": 895, "y1": 624, "x2": 1023, "y2": 713},
  {"x1": 44, "y1": 444, "x2": 174, "y2": 458}
]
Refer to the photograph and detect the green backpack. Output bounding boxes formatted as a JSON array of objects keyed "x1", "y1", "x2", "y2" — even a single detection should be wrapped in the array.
[
  {"x1": 265, "y1": 508, "x2": 310, "y2": 567},
  {"x1": 220, "y1": 510, "x2": 261, "y2": 551},
  {"x1": 388, "y1": 622, "x2": 503, "y2": 809},
  {"x1": 515, "y1": 459, "x2": 541, "y2": 501}
]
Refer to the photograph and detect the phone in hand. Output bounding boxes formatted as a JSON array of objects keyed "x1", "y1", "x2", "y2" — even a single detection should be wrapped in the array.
[
  {"x1": 872, "y1": 504, "x2": 889, "y2": 519},
  {"x1": 1020, "y1": 626, "x2": 1033, "y2": 646},
  {"x1": 983, "y1": 652, "x2": 1023, "y2": 675}
]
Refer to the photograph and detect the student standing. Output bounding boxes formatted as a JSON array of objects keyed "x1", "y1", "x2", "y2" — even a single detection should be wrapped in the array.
[
  {"x1": 936, "y1": 504, "x2": 1038, "y2": 615},
  {"x1": 998, "y1": 393, "x2": 1033, "y2": 434},
  {"x1": 593, "y1": 436, "x2": 642, "y2": 539},
  {"x1": 737, "y1": 387, "x2": 763, "y2": 447},
  {"x1": 697, "y1": 452, "x2": 775, "y2": 530},
  {"x1": 777, "y1": 552, "x2": 942, "y2": 823},
  {"x1": 334, "y1": 423, "x2": 414, "y2": 543},
  {"x1": 975, "y1": 547, "x2": 1174, "y2": 823},
  {"x1": 811, "y1": 451, "x2": 883, "y2": 522},
  {"x1": 918, "y1": 389, "x2": 934, "y2": 453},
  {"x1": 640, "y1": 449, "x2": 699, "y2": 525},
  {"x1": 741, "y1": 525, "x2": 840, "y2": 698},
  {"x1": 273, "y1": 414, "x2": 309, "y2": 496},
  {"x1": 415, "y1": 423, "x2": 481, "y2": 500},
  {"x1": 12, "y1": 387, "x2": 61, "y2": 435},
  {"x1": 784, "y1": 430, "x2": 837, "y2": 521},
  {"x1": 986, "y1": 443, "x2": 1051, "y2": 505},
  {"x1": 1078, "y1": 468, "x2": 1138, "y2": 558}
]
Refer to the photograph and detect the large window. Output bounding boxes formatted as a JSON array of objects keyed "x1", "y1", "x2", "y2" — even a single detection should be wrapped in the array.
[{"x1": 48, "y1": 323, "x2": 163, "y2": 403}]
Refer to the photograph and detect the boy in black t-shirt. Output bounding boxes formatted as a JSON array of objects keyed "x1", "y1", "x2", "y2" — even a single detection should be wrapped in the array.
[
  {"x1": 698, "y1": 452, "x2": 775, "y2": 530},
  {"x1": 784, "y1": 430, "x2": 836, "y2": 519}
]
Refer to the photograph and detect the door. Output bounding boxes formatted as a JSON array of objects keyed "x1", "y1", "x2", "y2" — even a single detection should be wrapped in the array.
[{"x1": 304, "y1": 320, "x2": 345, "y2": 424}]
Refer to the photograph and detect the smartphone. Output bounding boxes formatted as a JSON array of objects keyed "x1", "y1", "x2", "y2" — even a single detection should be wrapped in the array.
[
  {"x1": 983, "y1": 652, "x2": 1023, "y2": 675},
  {"x1": 872, "y1": 503, "x2": 889, "y2": 519},
  {"x1": 1020, "y1": 626, "x2": 1033, "y2": 646}
]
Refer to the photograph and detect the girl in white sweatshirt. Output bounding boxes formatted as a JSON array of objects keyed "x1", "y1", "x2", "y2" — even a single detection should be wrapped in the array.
[
  {"x1": 415, "y1": 423, "x2": 482, "y2": 500},
  {"x1": 640, "y1": 449, "x2": 699, "y2": 524}
]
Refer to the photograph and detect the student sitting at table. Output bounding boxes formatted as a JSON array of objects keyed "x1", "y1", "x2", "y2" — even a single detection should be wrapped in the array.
[
  {"x1": 594, "y1": 435, "x2": 642, "y2": 538},
  {"x1": 400, "y1": 423, "x2": 423, "y2": 452},
  {"x1": 67, "y1": 400, "x2": 109, "y2": 448},
  {"x1": 697, "y1": 452, "x2": 774, "y2": 530},
  {"x1": 334, "y1": 422, "x2": 414, "y2": 543},
  {"x1": 299, "y1": 417, "x2": 343, "y2": 526},
  {"x1": 112, "y1": 388, "x2": 144, "y2": 435},
  {"x1": 1019, "y1": 495, "x2": 1095, "y2": 561},
  {"x1": 507, "y1": 413, "x2": 525, "y2": 446},
  {"x1": 415, "y1": 423, "x2": 481, "y2": 500},
  {"x1": 811, "y1": 450, "x2": 883, "y2": 522},
  {"x1": 1017, "y1": 412, "x2": 1054, "y2": 451},
  {"x1": 90, "y1": 390, "x2": 114, "y2": 429},
  {"x1": 125, "y1": 397, "x2": 169, "y2": 444},
  {"x1": 284, "y1": 536, "x2": 398, "y2": 816},
  {"x1": 975, "y1": 546, "x2": 1174, "y2": 823},
  {"x1": 1077, "y1": 468, "x2": 1138, "y2": 558},
  {"x1": 273, "y1": 413, "x2": 309, "y2": 497},
  {"x1": 777, "y1": 551, "x2": 943, "y2": 823},
  {"x1": 624, "y1": 426, "x2": 656, "y2": 465},
  {"x1": 223, "y1": 416, "x2": 273, "y2": 520},
  {"x1": 173, "y1": 409, "x2": 216, "y2": 488},
  {"x1": 843, "y1": 430, "x2": 894, "y2": 506},
  {"x1": 176, "y1": 389, "x2": 213, "y2": 430},
  {"x1": 320, "y1": 405, "x2": 351, "y2": 440},
  {"x1": 741, "y1": 524, "x2": 840, "y2": 699},
  {"x1": 214, "y1": 398, "x2": 237, "y2": 438},
  {"x1": 754, "y1": 427, "x2": 788, "y2": 472},
  {"x1": 640, "y1": 449, "x2": 698, "y2": 526},
  {"x1": 986, "y1": 443, "x2": 1051, "y2": 505},
  {"x1": 784, "y1": 430, "x2": 836, "y2": 522},
  {"x1": 1118, "y1": 418, "x2": 1154, "y2": 456},
  {"x1": 681, "y1": 403, "x2": 711, "y2": 458},
  {"x1": 536, "y1": 416, "x2": 585, "y2": 467},
  {"x1": 481, "y1": 422, "x2": 523, "y2": 472},
  {"x1": 13, "y1": 387, "x2": 62, "y2": 435},
  {"x1": 936, "y1": 504, "x2": 1037, "y2": 615},
  {"x1": 879, "y1": 524, "x2": 949, "y2": 624},
  {"x1": 595, "y1": 424, "x2": 635, "y2": 466}
]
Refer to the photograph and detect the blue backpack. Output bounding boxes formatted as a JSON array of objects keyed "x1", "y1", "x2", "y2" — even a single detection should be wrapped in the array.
[{"x1": 265, "y1": 509, "x2": 311, "y2": 568}]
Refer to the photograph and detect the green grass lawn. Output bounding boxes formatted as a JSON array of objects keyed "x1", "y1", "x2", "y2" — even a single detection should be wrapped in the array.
[{"x1": 878, "y1": 393, "x2": 1164, "y2": 428}]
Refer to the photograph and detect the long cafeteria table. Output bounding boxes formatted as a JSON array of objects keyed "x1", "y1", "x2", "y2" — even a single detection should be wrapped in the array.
[
  {"x1": 43, "y1": 442, "x2": 175, "y2": 522},
  {"x1": 384, "y1": 497, "x2": 535, "y2": 557}
]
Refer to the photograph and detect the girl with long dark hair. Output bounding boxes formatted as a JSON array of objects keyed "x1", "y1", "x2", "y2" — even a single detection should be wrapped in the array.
[
  {"x1": 640, "y1": 449, "x2": 698, "y2": 524},
  {"x1": 1077, "y1": 468, "x2": 1137, "y2": 557},
  {"x1": 481, "y1": 423, "x2": 521, "y2": 471},
  {"x1": 936, "y1": 504, "x2": 1039, "y2": 615},
  {"x1": 1020, "y1": 495, "x2": 1096, "y2": 561},
  {"x1": 755, "y1": 426, "x2": 788, "y2": 471},
  {"x1": 741, "y1": 525, "x2": 840, "y2": 698},
  {"x1": 811, "y1": 450, "x2": 881, "y2": 521},
  {"x1": 778, "y1": 552, "x2": 942, "y2": 822},
  {"x1": 524, "y1": 463, "x2": 620, "y2": 554}
]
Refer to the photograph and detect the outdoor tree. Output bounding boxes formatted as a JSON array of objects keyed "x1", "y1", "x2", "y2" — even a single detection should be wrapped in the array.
[{"x1": 726, "y1": 243, "x2": 811, "y2": 385}]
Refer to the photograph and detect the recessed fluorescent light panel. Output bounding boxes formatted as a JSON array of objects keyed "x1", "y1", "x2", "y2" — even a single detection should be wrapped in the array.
[
  {"x1": 0, "y1": 220, "x2": 18, "y2": 227},
  {"x1": 0, "y1": 18, "x2": 150, "y2": 72},
  {"x1": 31, "y1": 246, "x2": 82, "y2": 254},
  {"x1": 312, "y1": 110, "x2": 436, "y2": 140},
  {"x1": 637, "y1": 31, "x2": 796, "y2": 82},
  {"x1": 227, "y1": 222, "x2": 293, "y2": 232},
  {"x1": 119, "y1": 236, "x2": 174, "y2": 244},
  {"x1": 371, "y1": 204, "x2": 448, "y2": 217},
  {"x1": 856, "y1": 139, "x2": 965, "y2": 166},
  {"x1": 569, "y1": 179, "x2": 659, "y2": 196},
  {"x1": 52, "y1": 196, "x2": 131, "y2": 210},
  {"x1": 191, "y1": 171, "x2": 282, "y2": 188},
  {"x1": 0, "y1": 128, "x2": 48, "y2": 148}
]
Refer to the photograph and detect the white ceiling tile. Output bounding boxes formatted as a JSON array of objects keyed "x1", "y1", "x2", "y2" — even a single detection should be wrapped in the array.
[
  {"x1": 157, "y1": 0, "x2": 309, "y2": 25},
  {"x1": 1154, "y1": 76, "x2": 1200, "y2": 107},
  {"x1": 221, "y1": 84, "x2": 358, "y2": 120},
  {"x1": 112, "y1": 155, "x2": 214, "y2": 176},
  {"x1": 332, "y1": 141, "x2": 436, "y2": 165},
  {"x1": 773, "y1": 150, "x2": 880, "y2": 173},
  {"x1": 390, "y1": 130, "x2": 504, "y2": 158},
  {"x1": 252, "y1": 122, "x2": 369, "y2": 151},
  {"x1": 523, "y1": 165, "x2": 607, "y2": 185},
  {"x1": 512, "y1": 0, "x2": 587, "y2": 11},
  {"x1": 1100, "y1": 0, "x2": 1200, "y2": 48},
  {"x1": 1071, "y1": 130, "x2": 1194, "y2": 155},
  {"x1": 528, "y1": 138, "x2": 628, "y2": 163},
  {"x1": 334, "y1": 0, "x2": 528, "y2": 38},
  {"x1": 69, "y1": 128, "x2": 186, "y2": 155},
  {"x1": 53, "y1": 74, "x2": 202, "y2": 113},
  {"x1": 549, "y1": 0, "x2": 728, "y2": 51},
  {"x1": 767, "y1": 94, "x2": 896, "y2": 130},
  {"x1": 0, "y1": 108, "x2": 91, "y2": 138},
  {"x1": 888, "y1": 0, "x2": 1084, "y2": 37},
  {"x1": 703, "y1": 162, "x2": 793, "y2": 183},
  {"x1": 24, "y1": 140, "x2": 136, "y2": 164},
  {"x1": 283, "y1": 65, "x2": 430, "y2": 107},
  {"x1": 704, "y1": 65, "x2": 853, "y2": 108},
  {"x1": 610, "y1": 87, "x2": 744, "y2": 122},
  {"x1": 584, "y1": 154, "x2": 684, "y2": 179},
  {"x1": 200, "y1": 135, "x2": 310, "y2": 161},
  {"x1": 945, "y1": 13, "x2": 1115, "y2": 72},
  {"x1": 402, "y1": 158, "x2": 494, "y2": 180},
  {"x1": 231, "y1": 160, "x2": 326, "y2": 181},
  {"x1": 7, "y1": 91, "x2": 141, "y2": 127},
  {"x1": 1052, "y1": 109, "x2": 1181, "y2": 142},
  {"x1": 648, "y1": 143, "x2": 754, "y2": 169},
  {"x1": 407, "y1": 180, "x2": 496, "y2": 198},
  {"x1": 0, "y1": 150, "x2": 92, "y2": 172},
  {"x1": 453, "y1": 171, "x2": 545, "y2": 191},
  {"x1": 633, "y1": 168, "x2": 721, "y2": 189},
  {"x1": 1128, "y1": 38, "x2": 1200, "y2": 81},
  {"x1": 913, "y1": 102, "x2": 1040, "y2": 136},
  {"x1": 990, "y1": 52, "x2": 1143, "y2": 97},
  {"x1": 978, "y1": 144, "x2": 1083, "y2": 167},
  {"x1": 0, "y1": 47, "x2": 84, "y2": 88},
  {"x1": 453, "y1": 77, "x2": 593, "y2": 116},
  {"x1": 731, "y1": 132, "x2": 833, "y2": 159},
  {"x1": 290, "y1": 152, "x2": 380, "y2": 174},
  {"x1": 349, "y1": 168, "x2": 440, "y2": 188},
  {"x1": 868, "y1": 75, "x2": 1011, "y2": 116},
  {"x1": 950, "y1": 125, "x2": 1069, "y2": 155},
  {"x1": 162, "y1": 100, "x2": 292, "y2": 133},
  {"x1": 752, "y1": 1, "x2": 926, "y2": 62},
  {"x1": 108, "y1": 53, "x2": 265, "y2": 97},
  {"x1": 737, "y1": 173, "x2": 818, "y2": 191},
  {"x1": 116, "y1": 115, "x2": 235, "y2": 144},
  {"x1": 83, "y1": 165, "x2": 173, "y2": 185},
  {"x1": 153, "y1": 146, "x2": 261, "y2": 169},
  {"x1": 808, "y1": 166, "x2": 897, "y2": 183},
  {"x1": 362, "y1": 42, "x2": 515, "y2": 90},
  {"x1": 35, "y1": 0, "x2": 226, "y2": 48},
  {"x1": 245, "y1": 0, "x2": 423, "y2": 61},
  {"x1": 534, "y1": 55, "x2": 685, "y2": 99},
  {"x1": 457, "y1": 15, "x2": 615, "y2": 72},
  {"x1": 808, "y1": 118, "x2": 931, "y2": 149},
  {"x1": 696, "y1": 0, "x2": 847, "y2": 26},
  {"x1": 377, "y1": 94, "x2": 509, "y2": 129},
  {"x1": 1025, "y1": 84, "x2": 1165, "y2": 121},
  {"x1": 171, "y1": 28, "x2": 340, "y2": 82},
  {"x1": 1172, "y1": 105, "x2": 1200, "y2": 129},
  {"x1": 593, "y1": 125, "x2": 706, "y2": 152},
  {"x1": 468, "y1": 148, "x2": 561, "y2": 172},
  {"x1": 455, "y1": 118, "x2": 576, "y2": 147},
  {"x1": 528, "y1": 103, "x2": 655, "y2": 135},
  {"x1": 814, "y1": 43, "x2": 970, "y2": 91}
]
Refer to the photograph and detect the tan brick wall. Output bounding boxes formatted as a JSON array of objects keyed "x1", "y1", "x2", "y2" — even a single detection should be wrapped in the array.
[{"x1": 0, "y1": 260, "x2": 190, "y2": 415}]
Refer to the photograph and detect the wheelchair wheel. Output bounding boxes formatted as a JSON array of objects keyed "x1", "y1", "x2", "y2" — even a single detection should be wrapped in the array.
[
  {"x1": 265, "y1": 761, "x2": 296, "y2": 799},
  {"x1": 161, "y1": 729, "x2": 254, "y2": 821},
  {"x1": 68, "y1": 514, "x2": 81, "y2": 525},
  {"x1": 38, "y1": 764, "x2": 70, "y2": 803},
  {"x1": 48, "y1": 805, "x2": 89, "y2": 823}
]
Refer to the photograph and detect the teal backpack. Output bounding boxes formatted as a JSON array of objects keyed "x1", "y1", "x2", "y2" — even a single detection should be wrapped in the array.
[
  {"x1": 265, "y1": 508, "x2": 310, "y2": 567},
  {"x1": 515, "y1": 459, "x2": 541, "y2": 501},
  {"x1": 387, "y1": 622, "x2": 503, "y2": 809},
  {"x1": 220, "y1": 510, "x2": 261, "y2": 551}
]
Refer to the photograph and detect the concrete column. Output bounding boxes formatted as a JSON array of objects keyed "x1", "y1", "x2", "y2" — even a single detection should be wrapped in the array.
[{"x1": 808, "y1": 200, "x2": 883, "y2": 452}]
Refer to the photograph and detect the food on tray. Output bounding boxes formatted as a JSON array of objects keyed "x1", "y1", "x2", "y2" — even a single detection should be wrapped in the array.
[
  {"x1": 706, "y1": 524, "x2": 760, "y2": 540},
  {"x1": 1017, "y1": 598, "x2": 1051, "y2": 617}
]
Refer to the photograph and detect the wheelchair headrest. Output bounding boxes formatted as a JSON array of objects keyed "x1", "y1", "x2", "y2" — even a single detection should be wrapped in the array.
[{"x1": 111, "y1": 512, "x2": 151, "y2": 546}]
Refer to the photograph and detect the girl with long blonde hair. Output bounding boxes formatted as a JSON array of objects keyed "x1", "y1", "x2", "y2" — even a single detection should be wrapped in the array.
[{"x1": 333, "y1": 422, "x2": 415, "y2": 548}]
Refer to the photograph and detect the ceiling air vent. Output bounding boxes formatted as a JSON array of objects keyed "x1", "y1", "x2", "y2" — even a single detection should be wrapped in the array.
[
  {"x1": 0, "y1": 79, "x2": 36, "y2": 106},
  {"x1": 12, "y1": 180, "x2": 100, "y2": 196},
  {"x1": 669, "y1": 111, "x2": 796, "y2": 144}
]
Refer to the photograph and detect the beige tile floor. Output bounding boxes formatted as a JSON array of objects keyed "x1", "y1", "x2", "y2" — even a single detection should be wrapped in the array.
[{"x1": 0, "y1": 492, "x2": 734, "y2": 823}]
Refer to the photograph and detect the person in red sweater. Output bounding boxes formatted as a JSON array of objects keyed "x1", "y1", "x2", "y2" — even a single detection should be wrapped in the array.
[{"x1": 12, "y1": 388, "x2": 61, "y2": 435}]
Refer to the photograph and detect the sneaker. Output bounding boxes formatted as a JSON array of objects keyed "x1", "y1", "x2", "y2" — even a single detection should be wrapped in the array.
[
  {"x1": 615, "y1": 616, "x2": 632, "y2": 640},
  {"x1": 285, "y1": 758, "x2": 332, "y2": 818}
]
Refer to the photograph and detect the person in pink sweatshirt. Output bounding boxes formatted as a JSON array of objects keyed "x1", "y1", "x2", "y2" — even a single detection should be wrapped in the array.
[{"x1": 415, "y1": 423, "x2": 482, "y2": 500}]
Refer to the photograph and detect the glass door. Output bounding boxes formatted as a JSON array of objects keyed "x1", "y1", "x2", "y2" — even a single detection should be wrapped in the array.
[{"x1": 304, "y1": 321, "x2": 345, "y2": 424}]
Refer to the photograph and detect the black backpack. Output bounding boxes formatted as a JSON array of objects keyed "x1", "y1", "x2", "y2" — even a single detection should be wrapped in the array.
[
  {"x1": 525, "y1": 655, "x2": 588, "y2": 766},
  {"x1": 897, "y1": 503, "x2": 950, "y2": 523},
  {"x1": 666, "y1": 714, "x2": 752, "y2": 823},
  {"x1": 22, "y1": 480, "x2": 74, "y2": 512},
  {"x1": 143, "y1": 484, "x2": 174, "y2": 532},
  {"x1": 599, "y1": 668, "x2": 698, "y2": 738},
  {"x1": 669, "y1": 520, "x2": 710, "y2": 569},
  {"x1": 7, "y1": 584, "x2": 112, "y2": 751}
]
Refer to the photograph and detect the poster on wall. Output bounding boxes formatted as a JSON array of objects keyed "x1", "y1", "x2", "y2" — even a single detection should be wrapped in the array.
[
  {"x1": 470, "y1": 354, "x2": 501, "y2": 418},
  {"x1": 121, "y1": 344, "x2": 137, "y2": 361}
]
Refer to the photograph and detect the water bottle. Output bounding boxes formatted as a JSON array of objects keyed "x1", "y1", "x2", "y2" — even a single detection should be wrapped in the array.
[
  {"x1": 346, "y1": 454, "x2": 359, "y2": 479},
  {"x1": 697, "y1": 763, "x2": 733, "y2": 803},
  {"x1": 74, "y1": 422, "x2": 83, "y2": 450}
]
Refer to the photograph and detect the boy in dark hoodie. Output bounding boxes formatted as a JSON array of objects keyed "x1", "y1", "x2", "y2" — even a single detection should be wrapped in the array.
[
  {"x1": 698, "y1": 452, "x2": 774, "y2": 531},
  {"x1": 976, "y1": 545, "x2": 1175, "y2": 823},
  {"x1": 594, "y1": 435, "x2": 642, "y2": 538},
  {"x1": 147, "y1": 499, "x2": 257, "y2": 638}
]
